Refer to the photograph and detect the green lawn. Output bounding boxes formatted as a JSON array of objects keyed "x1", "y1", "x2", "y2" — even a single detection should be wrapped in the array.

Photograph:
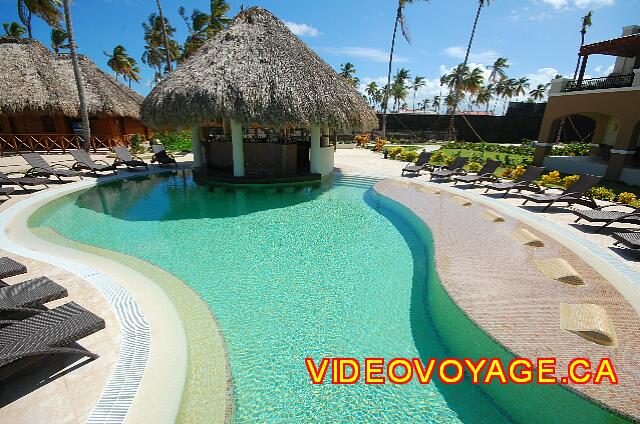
[{"x1": 438, "y1": 148, "x2": 529, "y2": 164}]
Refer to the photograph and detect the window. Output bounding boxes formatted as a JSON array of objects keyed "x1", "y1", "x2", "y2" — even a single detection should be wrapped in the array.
[{"x1": 41, "y1": 116, "x2": 57, "y2": 133}]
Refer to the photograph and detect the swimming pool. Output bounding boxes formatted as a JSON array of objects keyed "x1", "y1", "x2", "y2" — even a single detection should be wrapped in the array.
[{"x1": 29, "y1": 171, "x2": 512, "y2": 423}]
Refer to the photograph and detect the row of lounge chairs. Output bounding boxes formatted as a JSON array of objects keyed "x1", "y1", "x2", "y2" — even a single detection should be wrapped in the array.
[
  {"x1": 402, "y1": 151, "x2": 640, "y2": 251},
  {"x1": 0, "y1": 256, "x2": 104, "y2": 381},
  {"x1": 0, "y1": 145, "x2": 178, "y2": 199}
]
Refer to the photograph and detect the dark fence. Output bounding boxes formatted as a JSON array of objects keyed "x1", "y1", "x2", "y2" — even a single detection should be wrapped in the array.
[
  {"x1": 564, "y1": 74, "x2": 634, "y2": 92},
  {"x1": 375, "y1": 102, "x2": 595, "y2": 143}
]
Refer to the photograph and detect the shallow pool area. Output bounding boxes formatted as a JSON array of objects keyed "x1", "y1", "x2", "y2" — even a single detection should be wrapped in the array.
[{"x1": 28, "y1": 171, "x2": 513, "y2": 423}]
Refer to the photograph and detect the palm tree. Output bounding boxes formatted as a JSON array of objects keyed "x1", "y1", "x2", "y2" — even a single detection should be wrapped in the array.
[
  {"x1": 381, "y1": 0, "x2": 427, "y2": 137},
  {"x1": 3, "y1": 22, "x2": 27, "y2": 37},
  {"x1": 392, "y1": 68, "x2": 410, "y2": 111},
  {"x1": 513, "y1": 77, "x2": 530, "y2": 98},
  {"x1": 475, "y1": 84, "x2": 493, "y2": 112},
  {"x1": 410, "y1": 76, "x2": 426, "y2": 112},
  {"x1": 178, "y1": 7, "x2": 210, "y2": 61},
  {"x1": 104, "y1": 45, "x2": 130, "y2": 80},
  {"x1": 155, "y1": 0, "x2": 173, "y2": 73},
  {"x1": 17, "y1": 0, "x2": 62, "y2": 39},
  {"x1": 62, "y1": 0, "x2": 90, "y2": 151},
  {"x1": 142, "y1": 14, "x2": 179, "y2": 82},
  {"x1": 488, "y1": 57, "x2": 508, "y2": 83},
  {"x1": 448, "y1": 0, "x2": 491, "y2": 139},
  {"x1": 528, "y1": 83, "x2": 549, "y2": 102},
  {"x1": 431, "y1": 95, "x2": 441, "y2": 113},
  {"x1": 365, "y1": 81, "x2": 380, "y2": 106},
  {"x1": 339, "y1": 62, "x2": 359, "y2": 87},
  {"x1": 418, "y1": 98, "x2": 430, "y2": 112},
  {"x1": 573, "y1": 10, "x2": 593, "y2": 80},
  {"x1": 50, "y1": 28, "x2": 68, "y2": 53},
  {"x1": 208, "y1": 0, "x2": 231, "y2": 35},
  {"x1": 122, "y1": 57, "x2": 141, "y2": 88}
]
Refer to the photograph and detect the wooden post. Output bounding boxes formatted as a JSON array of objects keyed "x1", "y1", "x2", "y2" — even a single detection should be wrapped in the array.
[{"x1": 577, "y1": 55, "x2": 588, "y2": 87}]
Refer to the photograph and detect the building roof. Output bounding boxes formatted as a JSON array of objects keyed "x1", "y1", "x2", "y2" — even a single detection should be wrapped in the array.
[
  {"x1": 580, "y1": 33, "x2": 640, "y2": 58},
  {"x1": 141, "y1": 7, "x2": 378, "y2": 131},
  {"x1": 0, "y1": 37, "x2": 143, "y2": 118}
]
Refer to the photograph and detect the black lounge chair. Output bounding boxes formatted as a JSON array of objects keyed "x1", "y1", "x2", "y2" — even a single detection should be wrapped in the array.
[
  {"x1": 21, "y1": 153, "x2": 83, "y2": 181},
  {"x1": 151, "y1": 144, "x2": 178, "y2": 167},
  {"x1": 0, "y1": 187, "x2": 14, "y2": 200},
  {"x1": 521, "y1": 174, "x2": 601, "y2": 212},
  {"x1": 401, "y1": 151, "x2": 431, "y2": 176},
  {"x1": 70, "y1": 149, "x2": 117, "y2": 175},
  {"x1": 484, "y1": 166, "x2": 545, "y2": 198},
  {"x1": 0, "y1": 276, "x2": 67, "y2": 316},
  {"x1": 0, "y1": 301, "x2": 104, "y2": 381},
  {"x1": 0, "y1": 257, "x2": 27, "y2": 280},
  {"x1": 612, "y1": 230, "x2": 640, "y2": 250},
  {"x1": 430, "y1": 157, "x2": 469, "y2": 180},
  {"x1": 573, "y1": 207, "x2": 640, "y2": 233},
  {"x1": 453, "y1": 160, "x2": 501, "y2": 186},
  {"x1": 0, "y1": 171, "x2": 49, "y2": 192},
  {"x1": 113, "y1": 146, "x2": 149, "y2": 170}
]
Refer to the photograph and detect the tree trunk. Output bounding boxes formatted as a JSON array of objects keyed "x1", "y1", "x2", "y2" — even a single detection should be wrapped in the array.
[
  {"x1": 381, "y1": 6, "x2": 401, "y2": 139},
  {"x1": 573, "y1": 31, "x2": 586, "y2": 80},
  {"x1": 63, "y1": 0, "x2": 91, "y2": 151},
  {"x1": 27, "y1": 12, "x2": 32, "y2": 38},
  {"x1": 412, "y1": 91, "x2": 416, "y2": 113},
  {"x1": 448, "y1": 0, "x2": 484, "y2": 140},
  {"x1": 156, "y1": 0, "x2": 173, "y2": 74}
]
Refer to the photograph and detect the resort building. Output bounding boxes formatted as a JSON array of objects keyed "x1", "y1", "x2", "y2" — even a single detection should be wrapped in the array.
[
  {"x1": 141, "y1": 7, "x2": 377, "y2": 183},
  {"x1": 0, "y1": 37, "x2": 147, "y2": 155},
  {"x1": 533, "y1": 25, "x2": 640, "y2": 184}
]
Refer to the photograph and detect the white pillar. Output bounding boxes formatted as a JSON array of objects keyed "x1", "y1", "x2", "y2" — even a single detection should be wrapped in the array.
[
  {"x1": 230, "y1": 119, "x2": 245, "y2": 177},
  {"x1": 191, "y1": 126, "x2": 203, "y2": 168},
  {"x1": 310, "y1": 125, "x2": 321, "y2": 174}
]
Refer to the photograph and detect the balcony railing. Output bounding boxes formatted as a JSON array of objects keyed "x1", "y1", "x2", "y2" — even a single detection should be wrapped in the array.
[
  {"x1": 0, "y1": 134, "x2": 133, "y2": 156},
  {"x1": 564, "y1": 73, "x2": 634, "y2": 92}
]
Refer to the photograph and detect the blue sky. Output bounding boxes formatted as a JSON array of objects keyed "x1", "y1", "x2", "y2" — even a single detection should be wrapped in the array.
[{"x1": 0, "y1": 0, "x2": 635, "y2": 110}]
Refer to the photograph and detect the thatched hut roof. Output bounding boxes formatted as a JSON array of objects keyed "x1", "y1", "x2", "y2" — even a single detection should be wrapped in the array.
[
  {"x1": 141, "y1": 7, "x2": 378, "y2": 131},
  {"x1": 0, "y1": 37, "x2": 143, "y2": 118}
]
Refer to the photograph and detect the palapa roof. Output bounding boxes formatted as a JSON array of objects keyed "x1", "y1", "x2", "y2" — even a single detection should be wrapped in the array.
[
  {"x1": 141, "y1": 7, "x2": 378, "y2": 131},
  {"x1": 0, "y1": 37, "x2": 143, "y2": 118}
]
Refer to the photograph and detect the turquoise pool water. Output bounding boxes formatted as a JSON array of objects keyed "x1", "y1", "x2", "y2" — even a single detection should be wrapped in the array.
[{"x1": 30, "y1": 171, "x2": 511, "y2": 423}]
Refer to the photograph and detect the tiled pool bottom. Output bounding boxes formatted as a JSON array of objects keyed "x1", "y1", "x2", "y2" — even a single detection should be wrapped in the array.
[{"x1": 29, "y1": 172, "x2": 513, "y2": 423}]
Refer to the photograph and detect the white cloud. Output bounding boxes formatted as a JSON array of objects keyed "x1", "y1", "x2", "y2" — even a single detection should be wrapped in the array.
[
  {"x1": 284, "y1": 21, "x2": 321, "y2": 37},
  {"x1": 594, "y1": 64, "x2": 614, "y2": 76},
  {"x1": 444, "y1": 46, "x2": 499, "y2": 64},
  {"x1": 320, "y1": 47, "x2": 407, "y2": 63},
  {"x1": 540, "y1": 0, "x2": 615, "y2": 9}
]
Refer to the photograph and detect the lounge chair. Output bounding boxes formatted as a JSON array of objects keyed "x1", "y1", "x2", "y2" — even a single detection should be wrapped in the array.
[
  {"x1": 113, "y1": 146, "x2": 149, "y2": 171},
  {"x1": 0, "y1": 187, "x2": 14, "y2": 200},
  {"x1": 0, "y1": 276, "x2": 67, "y2": 316},
  {"x1": 0, "y1": 171, "x2": 49, "y2": 192},
  {"x1": 401, "y1": 151, "x2": 431, "y2": 176},
  {"x1": 21, "y1": 153, "x2": 83, "y2": 181},
  {"x1": 430, "y1": 157, "x2": 469, "y2": 181},
  {"x1": 521, "y1": 174, "x2": 601, "y2": 212},
  {"x1": 0, "y1": 301, "x2": 104, "y2": 381},
  {"x1": 151, "y1": 145, "x2": 178, "y2": 167},
  {"x1": 484, "y1": 166, "x2": 545, "y2": 198},
  {"x1": 0, "y1": 257, "x2": 27, "y2": 280},
  {"x1": 70, "y1": 150, "x2": 117, "y2": 175},
  {"x1": 612, "y1": 230, "x2": 640, "y2": 250},
  {"x1": 452, "y1": 160, "x2": 501, "y2": 186},
  {"x1": 572, "y1": 207, "x2": 640, "y2": 233}
]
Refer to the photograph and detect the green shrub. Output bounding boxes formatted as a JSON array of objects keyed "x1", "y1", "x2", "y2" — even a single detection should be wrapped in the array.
[
  {"x1": 561, "y1": 175, "x2": 580, "y2": 189},
  {"x1": 430, "y1": 150, "x2": 447, "y2": 164},
  {"x1": 129, "y1": 134, "x2": 147, "y2": 154},
  {"x1": 444, "y1": 155, "x2": 456, "y2": 166},
  {"x1": 588, "y1": 186, "x2": 616, "y2": 202},
  {"x1": 388, "y1": 147, "x2": 404, "y2": 159},
  {"x1": 552, "y1": 144, "x2": 591, "y2": 156},
  {"x1": 153, "y1": 130, "x2": 193, "y2": 152},
  {"x1": 399, "y1": 150, "x2": 419, "y2": 162},
  {"x1": 467, "y1": 161, "x2": 483, "y2": 172}
]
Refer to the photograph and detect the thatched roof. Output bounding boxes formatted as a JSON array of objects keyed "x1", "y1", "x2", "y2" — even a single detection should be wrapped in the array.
[
  {"x1": 0, "y1": 37, "x2": 143, "y2": 118},
  {"x1": 141, "y1": 7, "x2": 378, "y2": 131}
]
